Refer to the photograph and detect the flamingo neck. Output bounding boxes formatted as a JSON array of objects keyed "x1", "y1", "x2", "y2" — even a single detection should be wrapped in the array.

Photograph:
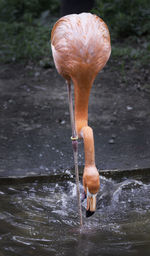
[
  {"x1": 81, "y1": 126, "x2": 96, "y2": 167},
  {"x1": 73, "y1": 78, "x2": 93, "y2": 135},
  {"x1": 72, "y1": 78, "x2": 96, "y2": 167}
]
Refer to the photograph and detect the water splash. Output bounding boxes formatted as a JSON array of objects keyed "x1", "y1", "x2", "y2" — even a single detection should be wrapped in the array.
[{"x1": 1, "y1": 175, "x2": 150, "y2": 255}]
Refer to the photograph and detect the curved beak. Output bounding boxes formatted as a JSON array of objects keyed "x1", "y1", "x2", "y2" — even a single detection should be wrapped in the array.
[{"x1": 86, "y1": 188, "x2": 97, "y2": 218}]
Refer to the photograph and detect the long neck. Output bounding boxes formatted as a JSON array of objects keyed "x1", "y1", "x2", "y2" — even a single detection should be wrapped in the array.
[
  {"x1": 82, "y1": 126, "x2": 95, "y2": 167},
  {"x1": 73, "y1": 78, "x2": 93, "y2": 135},
  {"x1": 72, "y1": 78, "x2": 96, "y2": 167}
]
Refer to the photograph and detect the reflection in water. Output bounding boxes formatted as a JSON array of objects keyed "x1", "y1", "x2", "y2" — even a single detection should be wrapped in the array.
[{"x1": 0, "y1": 175, "x2": 150, "y2": 256}]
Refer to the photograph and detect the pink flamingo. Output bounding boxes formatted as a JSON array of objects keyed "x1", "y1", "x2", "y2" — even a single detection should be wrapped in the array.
[{"x1": 51, "y1": 13, "x2": 111, "y2": 219}]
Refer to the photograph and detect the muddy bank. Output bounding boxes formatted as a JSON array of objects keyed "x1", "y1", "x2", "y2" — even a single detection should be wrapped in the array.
[{"x1": 0, "y1": 62, "x2": 150, "y2": 178}]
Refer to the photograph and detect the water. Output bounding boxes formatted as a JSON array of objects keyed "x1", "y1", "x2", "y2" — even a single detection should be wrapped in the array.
[{"x1": 1, "y1": 174, "x2": 150, "y2": 256}]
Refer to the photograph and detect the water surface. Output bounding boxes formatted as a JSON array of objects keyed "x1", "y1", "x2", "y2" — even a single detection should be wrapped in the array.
[{"x1": 0, "y1": 173, "x2": 150, "y2": 256}]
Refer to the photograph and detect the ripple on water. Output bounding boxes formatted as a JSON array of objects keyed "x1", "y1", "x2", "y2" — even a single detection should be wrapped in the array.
[{"x1": 0, "y1": 176, "x2": 150, "y2": 255}]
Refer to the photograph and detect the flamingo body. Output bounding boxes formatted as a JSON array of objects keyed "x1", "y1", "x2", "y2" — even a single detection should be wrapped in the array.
[
  {"x1": 51, "y1": 13, "x2": 110, "y2": 81},
  {"x1": 51, "y1": 13, "x2": 111, "y2": 214}
]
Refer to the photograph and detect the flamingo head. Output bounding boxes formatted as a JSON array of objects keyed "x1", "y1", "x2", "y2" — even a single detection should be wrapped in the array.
[{"x1": 83, "y1": 166, "x2": 100, "y2": 217}]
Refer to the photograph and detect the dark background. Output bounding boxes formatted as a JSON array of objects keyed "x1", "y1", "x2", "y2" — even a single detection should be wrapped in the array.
[{"x1": 0, "y1": 0, "x2": 150, "y2": 63}]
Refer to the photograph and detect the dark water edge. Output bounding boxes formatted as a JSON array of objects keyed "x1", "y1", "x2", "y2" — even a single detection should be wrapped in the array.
[
  {"x1": 1, "y1": 169, "x2": 150, "y2": 256},
  {"x1": 0, "y1": 166, "x2": 150, "y2": 184}
]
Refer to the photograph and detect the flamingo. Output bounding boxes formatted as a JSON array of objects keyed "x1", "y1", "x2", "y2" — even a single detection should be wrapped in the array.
[{"x1": 51, "y1": 13, "x2": 111, "y2": 218}]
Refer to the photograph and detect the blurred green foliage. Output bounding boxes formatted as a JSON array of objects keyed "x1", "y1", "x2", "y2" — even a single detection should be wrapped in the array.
[
  {"x1": 0, "y1": 0, "x2": 60, "y2": 22},
  {"x1": 93, "y1": 0, "x2": 150, "y2": 38},
  {"x1": 0, "y1": 0, "x2": 149, "y2": 63},
  {"x1": 0, "y1": 21, "x2": 51, "y2": 62},
  {"x1": 0, "y1": 0, "x2": 59, "y2": 62}
]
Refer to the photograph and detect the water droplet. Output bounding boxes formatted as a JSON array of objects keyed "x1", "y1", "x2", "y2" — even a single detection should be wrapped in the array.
[
  {"x1": 108, "y1": 139, "x2": 115, "y2": 144},
  {"x1": 126, "y1": 105, "x2": 133, "y2": 111}
]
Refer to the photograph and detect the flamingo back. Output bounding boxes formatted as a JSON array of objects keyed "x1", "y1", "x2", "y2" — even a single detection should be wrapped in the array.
[{"x1": 51, "y1": 13, "x2": 111, "y2": 82}]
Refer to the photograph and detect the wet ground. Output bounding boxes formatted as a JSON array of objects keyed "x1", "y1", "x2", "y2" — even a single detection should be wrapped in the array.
[{"x1": 0, "y1": 62, "x2": 150, "y2": 178}]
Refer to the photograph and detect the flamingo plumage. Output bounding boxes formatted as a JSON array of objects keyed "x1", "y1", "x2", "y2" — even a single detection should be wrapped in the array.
[{"x1": 51, "y1": 13, "x2": 111, "y2": 217}]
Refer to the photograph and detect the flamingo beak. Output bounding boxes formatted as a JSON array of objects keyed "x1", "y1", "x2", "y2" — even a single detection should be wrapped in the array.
[{"x1": 86, "y1": 188, "x2": 97, "y2": 217}]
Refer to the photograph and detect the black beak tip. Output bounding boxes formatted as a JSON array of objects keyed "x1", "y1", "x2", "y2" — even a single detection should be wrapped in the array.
[{"x1": 86, "y1": 209, "x2": 95, "y2": 218}]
